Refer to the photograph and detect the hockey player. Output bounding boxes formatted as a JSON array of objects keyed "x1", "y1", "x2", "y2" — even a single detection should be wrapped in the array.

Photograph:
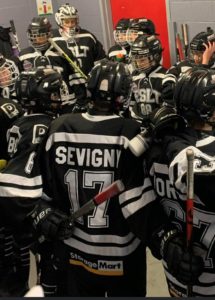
[
  {"x1": 53, "y1": 3, "x2": 106, "y2": 76},
  {"x1": 146, "y1": 67, "x2": 215, "y2": 297},
  {"x1": 126, "y1": 18, "x2": 157, "y2": 47},
  {"x1": 0, "y1": 68, "x2": 64, "y2": 296},
  {"x1": 129, "y1": 34, "x2": 166, "y2": 122},
  {"x1": 108, "y1": 18, "x2": 132, "y2": 63},
  {"x1": 162, "y1": 30, "x2": 215, "y2": 104},
  {"x1": 28, "y1": 60, "x2": 167, "y2": 296},
  {"x1": 0, "y1": 53, "x2": 20, "y2": 100},
  {"x1": 19, "y1": 16, "x2": 87, "y2": 114}
]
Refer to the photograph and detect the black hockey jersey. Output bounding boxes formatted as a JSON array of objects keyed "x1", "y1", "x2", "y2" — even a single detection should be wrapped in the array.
[
  {"x1": 129, "y1": 65, "x2": 167, "y2": 122},
  {"x1": 0, "y1": 113, "x2": 52, "y2": 296},
  {"x1": 41, "y1": 112, "x2": 158, "y2": 286},
  {"x1": 19, "y1": 42, "x2": 86, "y2": 112},
  {"x1": 0, "y1": 113, "x2": 52, "y2": 225},
  {"x1": 0, "y1": 98, "x2": 23, "y2": 160},
  {"x1": 147, "y1": 128, "x2": 215, "y2": 297},
  {"x1": 52, "y1": 28, "x2": 106, "y2": 75}
]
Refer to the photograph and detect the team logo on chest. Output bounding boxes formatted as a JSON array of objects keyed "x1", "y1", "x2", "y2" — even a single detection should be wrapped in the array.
[{"x1": 32, "y1": 124, "x2": 48, "y2": 144}]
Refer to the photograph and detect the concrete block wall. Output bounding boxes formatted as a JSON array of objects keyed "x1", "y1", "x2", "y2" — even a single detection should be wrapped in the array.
[
  {"x1": 0, "y1": 0, "x2": 114, "y2": 52},
  {"x1": 166, "y1": 0, "x2": 215, "y2": 64}
]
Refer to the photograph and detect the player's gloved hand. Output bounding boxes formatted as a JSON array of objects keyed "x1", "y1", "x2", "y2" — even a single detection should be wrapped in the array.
[
  {"x1": 29, "y1": 203, "x2": 74, "y2": 241},
  {"x1": 162, "y1": 81, "x2": 176, "y2": 104},
  {"x1": 161, "y1": 230, "x2": 204, "y2": 285}
]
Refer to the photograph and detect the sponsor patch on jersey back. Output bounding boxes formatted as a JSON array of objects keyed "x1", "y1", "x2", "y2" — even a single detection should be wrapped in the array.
[{"x1": 69, "y1": 252, "x2": 123, "y2": 276}]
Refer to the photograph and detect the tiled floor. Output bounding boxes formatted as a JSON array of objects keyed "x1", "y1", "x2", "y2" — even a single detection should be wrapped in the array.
[
  {"x1": 30, "y1": 250, "x2": 170, "y2": 297},
  {"x1": 146, "y1": 248, "x2": 169, "y2": 297}
]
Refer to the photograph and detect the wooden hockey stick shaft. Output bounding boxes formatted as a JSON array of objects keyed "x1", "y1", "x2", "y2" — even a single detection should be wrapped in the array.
[
  {"x1": 176, "y1": 33, "x2": 185, "y2": 61},
  {"x1": 186, "y1": 148, "x2": 194, "y2": 297},
  {"x1": 182, "y1": 24, "x2": 189, "y2": 58},
  {"x1": 73, "y1": 180, "x2": 125, "y2": 219},
  {"x1": 173, "y1": 22, "x2": 180, "y2": 62},
  {"x1": 48, "y1": 38, "x2": 87, "y2": 79}
]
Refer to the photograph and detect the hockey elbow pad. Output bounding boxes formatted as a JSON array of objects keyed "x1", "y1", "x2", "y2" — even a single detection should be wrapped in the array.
[{"x1": 29, "y1": 203, "x2": 74, "y2": 241}]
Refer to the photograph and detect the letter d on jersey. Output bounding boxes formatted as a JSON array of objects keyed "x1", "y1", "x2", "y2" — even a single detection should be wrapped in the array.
[{"x1": 32, "y1": 124, "x2": 48, "y2": 144}]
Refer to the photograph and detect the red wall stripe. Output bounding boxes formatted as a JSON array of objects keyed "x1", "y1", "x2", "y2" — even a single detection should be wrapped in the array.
[{"x1": 110, "y1": 0, "x2": 171, "y2": 69}]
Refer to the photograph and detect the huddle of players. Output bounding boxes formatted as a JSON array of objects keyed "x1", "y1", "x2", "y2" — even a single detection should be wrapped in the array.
[{"x1": 0, "y1": 2, "x2": 215, "y2": 297}]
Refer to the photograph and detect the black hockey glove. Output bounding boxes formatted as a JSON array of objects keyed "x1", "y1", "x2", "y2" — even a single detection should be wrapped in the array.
[
  {"x1": 161, "y1": 230, "x2": 204, "y2": 285},
  {"x1": 29, "y1": 203, "x2": 74, "y2": 241}
]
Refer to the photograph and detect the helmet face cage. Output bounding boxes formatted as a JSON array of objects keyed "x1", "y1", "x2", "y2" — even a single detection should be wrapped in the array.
[
  {"x1": 0, "y1": 59, "x2": 19, "y2": 88},
  {"x1": 114, "y1": 29, "x2": 129, "y2": 47},
  {"x1": 55, "y1": 4, "x2": 79, "y2": 36},
  {"x1": 27, "y1": 17, "x2": 52, "y2": 51},
  {"x1": 113, "y1": 18, "x2": 131, "y2": 47},
  {"x1": 131, "y1": 35, "x2": 162, "y2": 73}
]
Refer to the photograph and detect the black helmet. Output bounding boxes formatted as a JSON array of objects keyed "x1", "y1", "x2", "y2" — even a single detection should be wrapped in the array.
[
  {"x1": 87, "y1": 60, "x2": 131, "y2": 112},
  {"x1": 126, "y1": 18, "x2": 157, "y2": 46},
  {"x1": 15, "y1": 68, "x2": 63, "y2": 113},
  {"x1": 131, "y1": 35, "x2": 163, "y2": 73},
  {"x1": 189, "y1": 30, "x2": 215, "y2": 64},
  {"x1": 27, "y1": 17, "x2": 52, "y2": 51},
  {"x1": 113, "y1": 18, "x2": 132, "y2": 47},
  {"x1": 174, "y1": 67, "x2": 215, "y2": 124}
]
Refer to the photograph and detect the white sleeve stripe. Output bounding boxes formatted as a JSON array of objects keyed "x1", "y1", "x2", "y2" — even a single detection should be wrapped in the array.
[
  {"x1": 122, "y1": 190, "x2": 156, "y2": 218},
  {"x1": 119, "y1": 186, "x2": 143, "y2": 204},
  {"x1": 119, "y1": 178, "x2": 152, "y2": 205},
  {"x1": 162, "y1": 76, "x2": 176, "y2": 84},
  {"x1": 64, "y1": 236, "x2": 141, "y2": 256},
  {"x1": 46, "y1": 133, "x2": 129, "y2": 150},
  {"x1": 73, "y1": 227, "x2": 135, "y2": 245},
  {"x1": 0, "y1": 186, "x2": 42, "y2": 198},
  {"x1": 0, "y1": 173, "x2": 42, "y2": 186}
]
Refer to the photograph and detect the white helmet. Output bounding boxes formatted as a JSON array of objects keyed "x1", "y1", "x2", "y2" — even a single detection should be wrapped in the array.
[
  {"x1": 0, "y1": 54, "x2": 19, "y2": 88},
  {"x1": 55, "y1": 3, "x2": 79, "y2": 35}
]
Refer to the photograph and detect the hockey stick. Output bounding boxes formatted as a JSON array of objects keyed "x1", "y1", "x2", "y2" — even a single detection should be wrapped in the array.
[
  {"x1": 186, "y1": 148, "x2": 194, "y2": 297},
  {"x1": 182, "y1": 24, "x2": 189, "y2": 58},
  {"x1": 176, "y1": 33, "x2": 185, "y2": 61},
  {"x1": 173, "y1": 22, "x2": 184, "y2": 62},
  {"x1": 35, "y1": 180, "x2": 125, "y2": 284},
  {"x1": 73, "y1": 179, "x2": 125, "y2": 219},
  {"x1": 9, "y1": 20, "x2": 21, "y2": 56},
  {"x1": 48, "y1": 38, "x2": 87, "y2": 79}
]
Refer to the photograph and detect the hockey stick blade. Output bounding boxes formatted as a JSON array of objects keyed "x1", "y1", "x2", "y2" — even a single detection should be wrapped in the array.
[{"x1": 73, "y1": 180, "x2": 125, "y2": 219}]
